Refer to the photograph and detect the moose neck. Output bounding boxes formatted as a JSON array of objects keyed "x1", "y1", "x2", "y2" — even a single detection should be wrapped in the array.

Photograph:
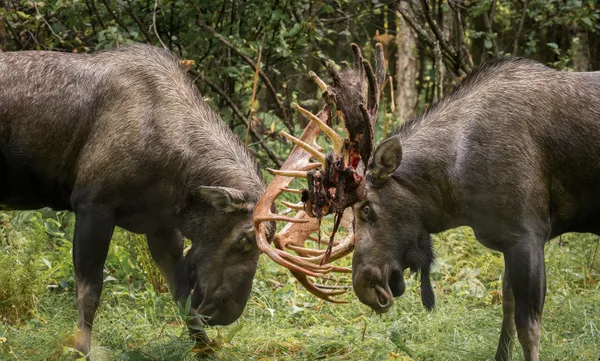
[
  {"x1": 184, "y1": 105, "x2": 264, "y2": 201},
  {"x1": 392, "y1": 113, "x2": 465, "y2": 234},
  {"x1": 145, "y1": 74, "x2": 265, "y2": 208}
]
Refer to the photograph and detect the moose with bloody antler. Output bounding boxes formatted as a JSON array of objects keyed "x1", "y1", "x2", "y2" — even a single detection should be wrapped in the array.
[{"x1": 255, "y1": 43, "x2": 600, "y2": 361}]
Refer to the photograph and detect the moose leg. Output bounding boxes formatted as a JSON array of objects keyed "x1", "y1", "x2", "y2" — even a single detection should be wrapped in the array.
[
  {"x1": 495, "y1": 265, "x2": 516, "y2": 361},
  {"x1": 146, "y1": 228, "x2": 188, "y2": 300},
  {"x1": 504, "y1": 244, "x2": 546, "y2": 361},
  {"x1": 146, "y1": 229, "x2": 209, "y2": 344},
  {"x1": 73, "y1": 206, "x2": 115, "y2": 359}
]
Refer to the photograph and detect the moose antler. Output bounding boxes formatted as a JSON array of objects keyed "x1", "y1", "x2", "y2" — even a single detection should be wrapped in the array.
[{"x1": 253, "y1": 43, "x2": 387, "y2": 302}]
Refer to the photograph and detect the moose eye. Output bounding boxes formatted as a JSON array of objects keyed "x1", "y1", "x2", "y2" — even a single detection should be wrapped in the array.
[
  {"x1": 360, "y1": 203, "x2": 376, "y2": 222},
  {"x1": 238, "y1": 236, "x2": 253, "y2": 252},
  {"x1": 362, "y1": 205, "x2": 371, "y2": 216}
]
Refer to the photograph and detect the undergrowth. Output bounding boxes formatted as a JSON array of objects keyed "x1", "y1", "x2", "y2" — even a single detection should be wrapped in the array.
[{"x1": 0, "y1": 210, "x2": 598, "y2": 361}]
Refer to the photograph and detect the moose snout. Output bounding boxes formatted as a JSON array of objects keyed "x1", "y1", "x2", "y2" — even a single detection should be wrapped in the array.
[{"x1": 353, "y1": 265, "x2": 398, "y2": 313}]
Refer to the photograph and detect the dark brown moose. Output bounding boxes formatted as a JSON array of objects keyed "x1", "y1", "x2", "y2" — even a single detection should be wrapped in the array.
[
  {"x1": 353, "y1": 58, "x2": 600, "y2": 361},
  {"x1": 0, "y1": 44, "x2": 269, "y2": 359},
  {"x1": 256, "y1": 47, "x2": 600, "y2": 361}
]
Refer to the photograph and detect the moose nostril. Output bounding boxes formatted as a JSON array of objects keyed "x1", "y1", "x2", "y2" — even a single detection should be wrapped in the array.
[
  {"x1": 389, "y1": 268, "x2": 405, "y2": 297},
  {"x1": 376, "y1": 290, "x2": 389, "y2": 308},
  {"x1": 374, "y1": 284, "x2": 391, "y2": 310}
]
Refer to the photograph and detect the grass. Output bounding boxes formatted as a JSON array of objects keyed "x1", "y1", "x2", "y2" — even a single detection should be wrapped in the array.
[{"x1": 0, "y1": 211, "x2": 598, "y2": 361}]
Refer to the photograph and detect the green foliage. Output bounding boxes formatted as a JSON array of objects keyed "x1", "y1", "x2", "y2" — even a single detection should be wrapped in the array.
[
  {"x1": 0, "y1": 211, "x2": 47, "y2": 324},
  {"x1": 0, "y1": 215, "x2": 598, "y2": 360}
]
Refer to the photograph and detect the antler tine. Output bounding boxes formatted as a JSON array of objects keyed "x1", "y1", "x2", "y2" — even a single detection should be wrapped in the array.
[
  {"x1": 276, "y1": 212, "x2": 355, "y2": 267},
  {"x1": 275, "y1": 248, "x2": 336, "y2": 272},
  {"x1": 309, "y1": 71, "x2": 328, "y2": 91},
  {"x1": 280, "y1": 187, "x2": 304, "y2": 194},
  {"x1": 290, "y1": 271, "x2": 348, "y2": 303},
  {"x1": 374, "y1": 43, "x2": 386, "y2": 88},
  {"x1": 269, "y1": 162, "x2": 321, "y2": 178},
  {"x1": 255, "y1": 226, "x2": 324, "y2": 277},
  {"x1": 351, "y1": 43, "x2": 364, "y2": 75},
  {"x1": 255, "y1": 212, "x2": 310, "y2": 224},
  {"x1": 280, "y1": 200, "x2": 304, "y2": 211},
  {"x1": 320, "y1": 234, "x2": 355, "y2": 264},
  {"x1": 283, "y1": 235, "x2": 354, "y2": 266},
  {"x1": 267, "y1": 168, "x2": 308, "y2": 178},
  {"x1": 308, "y1": 234, "x2": 340, "y2": 247},
  {"x1": 280, "y1": 131, "x2": 325, "y2": 165},
  {"x1": 363, "y1": 59, "x2": 380, "y2": 114},
  {"x1": 286, "y1": 244, "x2": 326, "y2": 257},
  {"x1": 340, "y1": 60, "x2": 351, "y2": 72},
  {"x1": 292, "y1": 103, "x2": 344, "y2": 155},
  {"x1": 326, "y1": 61, "x2": 343, "y2": 86}
]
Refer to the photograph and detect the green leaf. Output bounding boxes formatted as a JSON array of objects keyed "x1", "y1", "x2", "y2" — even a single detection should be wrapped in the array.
[
  {"x1": 390, "y1": 330, "x2": 414, "y2": 357},
  {"x1": 223, "y1": 323, "x2": 244, "y2": 343},
  {"x1": 188, "y1": 323, "x2": 205, "y2": 331},
  {"x1": 184, "y1": 294, "x2": 192, "y2": 315},
  {"x1": 339, "y1": 29, "x2": 351, "y2": 37},
  {"x1": 547, "y1": 42, "x2": 558, "y2": 49},
  {"x1": 582, "y1": 17, "x2": 592, "y2": 27},
  {"x1": 484, "y1": 38, "x2": 492, "y2": 49}
]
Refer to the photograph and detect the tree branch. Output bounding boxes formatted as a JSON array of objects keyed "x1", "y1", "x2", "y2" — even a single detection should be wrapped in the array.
[
  {"x1": 88, "y1": 0, "x2": 106, "y2": 29},
  {"x1": 125, "y1": 0, "x2": 152, "y2": 42},
  {"x1": 482, "y1": 0, "x2": 499, "y2": 57},
  {"x1": 101, "y1": 0, "x2": 132, "y2": 37},
  {"x1": 195, "y1": 72, "x2": 284, "y2": 168},
  {"x1": 395, "y1": 7, "x2": 459, "y2": 75},
  {"x1": 420, "y1": 0, "x2": 470, "y2": 74},
  {"x1": 153, "y1": 0, "x2": 167, "y2": 48},
  {"x1": 420, "y1": 0, "x2": 457, "y2": 58},
  {"x1": 449, "y1": 0, "x2": 474, "y2": 69},
  {"x1": 0, "y1": 0, "x2": 6, "y2": 52},
  {"x1": 4, "y1": 11, "x2": 23, "y2": 49},
  {"x1": 197, "y1": 19, "x2": 294, "y2": 135},
  {"x1": 513, "y1": 0, "x2": 528, "y2": 56},
  {"x1": 433, "y1": 41, "x2": 443, "y2": 99}
]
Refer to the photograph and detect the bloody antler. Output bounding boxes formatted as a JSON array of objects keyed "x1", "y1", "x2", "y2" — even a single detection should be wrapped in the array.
[{"x1": 253, "y1": 43, "x2": 387, "y2": 302}]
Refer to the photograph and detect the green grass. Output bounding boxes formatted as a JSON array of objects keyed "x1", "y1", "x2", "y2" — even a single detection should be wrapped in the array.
[{"x1": 0, "y1": 211, "x2": 598, "y2": 361}]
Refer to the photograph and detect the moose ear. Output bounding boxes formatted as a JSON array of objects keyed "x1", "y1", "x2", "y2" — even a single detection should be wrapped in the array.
[
  {"x1": 368, "y1": 136, "x2": 403, "y2": 183},
  {"x1": 199, "y1": 186, "x2": 251, "y2": 213}
]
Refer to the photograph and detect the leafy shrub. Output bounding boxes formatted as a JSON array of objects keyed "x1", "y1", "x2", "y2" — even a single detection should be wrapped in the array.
[{"x1": 0, "y1": 211, "x2": 48, "y2": 324}]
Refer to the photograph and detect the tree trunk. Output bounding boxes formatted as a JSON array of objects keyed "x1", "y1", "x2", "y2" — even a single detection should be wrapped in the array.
[
  {"x1": 572, "y1": 30, "x2": 590, "y2": 72},
  {"x1": 395, "y1": 2, "x2": 419, "y2": 123},
  {"x1": 0, "y1": 0, "x2": 6, "y2": 52}
]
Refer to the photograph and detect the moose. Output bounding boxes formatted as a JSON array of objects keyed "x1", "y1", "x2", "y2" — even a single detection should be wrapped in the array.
[
  {"x1": 351, "y1": 58, "x2": 600, "y2": 361},
  {"x1": 0, "y1": 44, "x2": 271, "y2": 359},
  {"x1": 254, "y1": 46, "x2": 599, "y2": 361}
]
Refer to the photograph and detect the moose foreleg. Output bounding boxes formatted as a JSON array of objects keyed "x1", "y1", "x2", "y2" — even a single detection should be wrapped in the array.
[
  {"x1": 495, "y1": 265, "x2": 516, "y2": 361},
  {"x1": 72, "y1": 206, "x2": 115, "y2": 360},
  {"x1": 504, "y1": 243, "x2": 546, "y2": 361},
  {"x1": 146, "y1": 228, "x2": 187, "y2": 299}
]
